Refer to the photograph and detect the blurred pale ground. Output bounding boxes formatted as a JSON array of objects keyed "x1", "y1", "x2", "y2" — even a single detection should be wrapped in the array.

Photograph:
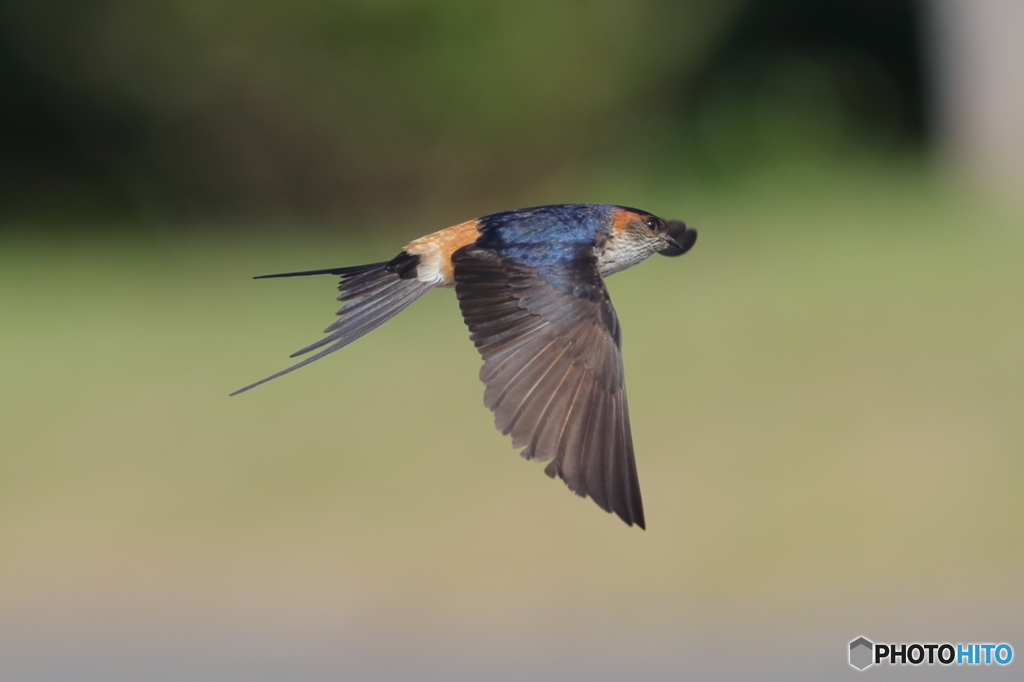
[{"x1": 2, "y1": 165, "x2": 1022, "y2": 680}]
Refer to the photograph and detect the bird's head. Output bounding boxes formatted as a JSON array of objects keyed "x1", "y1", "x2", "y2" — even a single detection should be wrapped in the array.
[{"x1": 597, "y1": 206, "x2": 697, "y2": 276}]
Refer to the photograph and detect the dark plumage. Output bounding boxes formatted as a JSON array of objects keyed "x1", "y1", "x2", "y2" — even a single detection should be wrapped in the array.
[{"x1": 233, "y1": 204, "x2": 698, "y2": 528}]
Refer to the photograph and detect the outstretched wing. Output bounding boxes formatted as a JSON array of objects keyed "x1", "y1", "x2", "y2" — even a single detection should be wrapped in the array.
[{"x1": 452, "y1": 244, "x2": 644, "y2": 528}]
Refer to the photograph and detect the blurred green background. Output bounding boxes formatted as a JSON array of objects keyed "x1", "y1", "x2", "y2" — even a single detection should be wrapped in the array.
[{"x1": 2, "y1": 1, "x2": 1022, "y2": 680}]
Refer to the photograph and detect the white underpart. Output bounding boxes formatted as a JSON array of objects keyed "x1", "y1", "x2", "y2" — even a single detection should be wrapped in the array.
[
  {"x1": 597, "y1": 230, "x2": 662, "y2": 278},
  {"x1": 405, "y1": 243, "x2": 450, "y2": 286}
]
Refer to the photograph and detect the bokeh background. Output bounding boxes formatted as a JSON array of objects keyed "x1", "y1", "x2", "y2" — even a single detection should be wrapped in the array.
[{"x1": 2, "y1": 0, "x2": 1022, "y2": 680}]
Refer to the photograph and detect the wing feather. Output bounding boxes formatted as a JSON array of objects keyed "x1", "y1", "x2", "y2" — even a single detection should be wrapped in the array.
[{"x1": 453, "y1": 244, "x2": 644, "y2": 528}]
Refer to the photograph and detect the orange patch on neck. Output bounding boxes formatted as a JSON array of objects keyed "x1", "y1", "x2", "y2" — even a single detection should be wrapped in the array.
[{"x1": 610, "y1": 207, "x2": 636, "y2": 233}]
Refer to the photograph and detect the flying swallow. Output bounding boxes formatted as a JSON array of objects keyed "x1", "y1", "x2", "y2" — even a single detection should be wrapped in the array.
[{"x1": 233, "y1": 204, "x2": 697, "y2": 528}]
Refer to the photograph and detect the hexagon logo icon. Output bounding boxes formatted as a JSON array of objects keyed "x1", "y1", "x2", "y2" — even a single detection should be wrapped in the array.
[{"x1": 850, "y1": 637, "x2": 874, "y2": 670}]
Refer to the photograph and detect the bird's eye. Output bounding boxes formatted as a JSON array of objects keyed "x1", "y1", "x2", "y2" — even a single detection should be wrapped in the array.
[{"x1": 644, "y1": 217, "x2": 660, "y2": 231}]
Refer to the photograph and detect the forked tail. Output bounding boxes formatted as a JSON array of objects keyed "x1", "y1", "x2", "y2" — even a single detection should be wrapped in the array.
[{"x1": 231, "y1": 253, "x2": 432, "y2": 396}]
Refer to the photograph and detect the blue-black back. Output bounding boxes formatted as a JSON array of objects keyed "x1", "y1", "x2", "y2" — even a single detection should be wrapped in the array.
[{"x1": 475, "y1": 204, "x2": 615, "y2": 271}]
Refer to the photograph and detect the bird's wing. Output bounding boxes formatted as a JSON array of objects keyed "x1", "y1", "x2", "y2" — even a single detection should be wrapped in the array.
[{"x1": 452, "y1": 244, "x2": 644, "y2": 528}]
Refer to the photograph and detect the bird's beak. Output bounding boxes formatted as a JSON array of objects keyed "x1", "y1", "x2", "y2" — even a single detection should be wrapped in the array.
[
  {"x1": 658, "y1": 221, "x2": 697, "y2": 257},
  {"x1": 663, "y1": 235, "x2": 685, "y2": 251}
]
